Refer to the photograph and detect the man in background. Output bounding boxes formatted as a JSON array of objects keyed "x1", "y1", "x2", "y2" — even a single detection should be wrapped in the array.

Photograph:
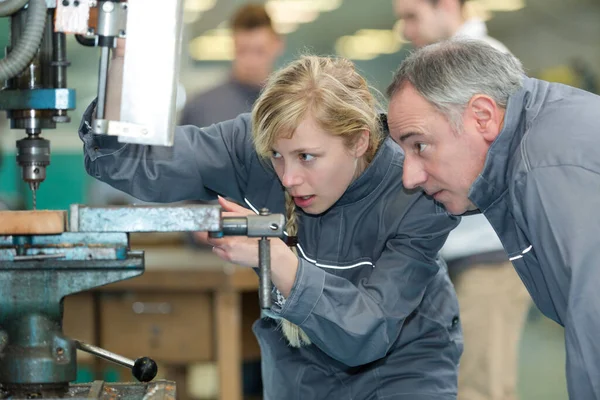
[
  {"x1": 393, "y1": 1, "x2": 530, "y2": 399},
  {"x1": 180, "y1": 3, "x2": 284, "y2": 127}
]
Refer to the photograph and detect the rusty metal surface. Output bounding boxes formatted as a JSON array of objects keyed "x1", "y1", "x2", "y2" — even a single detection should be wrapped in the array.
[
  {"x1": 70, "y1": 204, "x2": 222, "y2": 233},
  {"x1": 0, "y1": 233, "x2": 129, "y2": 262},
  {"x1": 1, "y1": 380, "x2": 176, "y2": 400}
]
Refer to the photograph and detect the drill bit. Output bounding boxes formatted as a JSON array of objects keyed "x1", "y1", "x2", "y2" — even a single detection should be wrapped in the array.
[{"x1": 29, "y1": 182, "x2": 39, "y2": 210}]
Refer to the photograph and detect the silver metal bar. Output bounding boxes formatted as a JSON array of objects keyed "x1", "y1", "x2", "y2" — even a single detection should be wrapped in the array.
[
  {"x1": 71, "y1": 204, "x2": 285, "y2": 236},
  {"x1": 87, "y1": 380, "x2": 104, "y2": 399},
  {"x1": 13, "y1": 253, "x2": 66, "y2": 261},
  {"x1": 70, "y1": 204, "x2": 222, "y2": 233},
  {"x1": 96, "y1": 46, "x2": 110, "y2": 119},
  {"x1": 245, "y1": 214, "x2": 285, "y2": 237},
  {"x1": 75, "y1": 340, "x2": 134, "y2": 368},
  {"x1": 258, "y1": 238, "x2": 272, "y2": 309},
  {"x1": 217, "y1": 215, "x2": 285, "y2": 237}
]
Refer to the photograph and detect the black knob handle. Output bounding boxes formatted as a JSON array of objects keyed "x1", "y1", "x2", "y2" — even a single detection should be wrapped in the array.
[{"x1": 132, "y1": 357, "x2": 158, "y2": 382}]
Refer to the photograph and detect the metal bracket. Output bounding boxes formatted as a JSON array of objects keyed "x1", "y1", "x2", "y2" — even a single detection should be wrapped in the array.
[{"x1": 92, "y1": 119, "x2": 150, "y2": 138}]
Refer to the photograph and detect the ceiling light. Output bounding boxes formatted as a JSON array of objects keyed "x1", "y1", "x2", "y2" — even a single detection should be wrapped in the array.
[
  {"x1": 464, "y1": 1, "x2": 492, "y2": 21},
  {"x1": 183, "y1": 11, "x2": 203, "y2": 24},
  {"x1": 266, "y1": 1, "x2": 319, "y2": 24},
  {"x1": 335, "y1": 35, "x2": 379, "y2": 61},
  {"x1": 189, "y1": 34, "x2": 234, "y2": 61},
  {"x1": 273, "y1": 22, "x2": 300, "y2": 35},
  {"x1": 314, "y1": 0, "x2": 342, "y2": 12},
  {"x1": 184, "y1": 0, "x2": 216, "y2": 13},
  {"x1": 478, "y1": 0, "x2": 525, "y2": 12}
]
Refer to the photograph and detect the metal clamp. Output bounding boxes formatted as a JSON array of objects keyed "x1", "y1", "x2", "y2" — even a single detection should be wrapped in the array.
[
  {"x1": 97, "y1": 1, "x2": 127, "y2": 38},
  {"x1": 74, "y1": 340, "x2": 157, "y2": 382}
]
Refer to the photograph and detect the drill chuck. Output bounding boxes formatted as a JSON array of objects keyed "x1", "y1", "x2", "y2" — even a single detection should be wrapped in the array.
[{"x1": 16, "y1": 136, "x2": 50, "y2": 188}]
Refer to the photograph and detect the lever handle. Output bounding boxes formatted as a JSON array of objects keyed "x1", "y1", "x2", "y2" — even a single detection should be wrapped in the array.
[
  {"x1": 131, "y1": 357, "x2": 158, "y2": 383},
  {"x1": 74, "y1": 340, "x2": 158, "y2": 382}
]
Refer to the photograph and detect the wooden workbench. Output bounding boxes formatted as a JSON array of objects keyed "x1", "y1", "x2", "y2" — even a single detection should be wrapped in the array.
[{"x1": 63, "y1": 243, "x2": 261, "y2": 400}]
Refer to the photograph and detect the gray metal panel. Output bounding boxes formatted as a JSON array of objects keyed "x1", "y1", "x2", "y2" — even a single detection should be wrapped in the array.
[
  {"x1": 117, "y1": 0, "x2": 184, "y2": 146},
  {"x1": 70, "y1": 204, "x2": 222, "y2": 232}
]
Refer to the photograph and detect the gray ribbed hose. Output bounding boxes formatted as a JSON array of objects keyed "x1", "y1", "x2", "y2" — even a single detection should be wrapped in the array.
[
  {"x1": 0, "y1": 0, "x2": 48, "y2": 82},
  {"x1": 0, "y1": 0, "x2": 29, "y2": 16}
]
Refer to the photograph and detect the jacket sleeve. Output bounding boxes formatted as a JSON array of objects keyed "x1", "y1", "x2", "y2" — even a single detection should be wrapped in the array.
[
  {"x1": 271, "y1": 194, "x2": 460, "y2": 367},
  {"x1": 79, "y1": 100, "x2": 256, "y2": 204},
  {"x1": 520, "y1": 166, "x2": 600, "y2": 399}
]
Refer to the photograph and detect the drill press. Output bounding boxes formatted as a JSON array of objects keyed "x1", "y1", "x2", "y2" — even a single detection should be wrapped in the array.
[
  {"x1": 0, "y1": 0, "x2": 74, "y2": 208},
  {"x1": 1, "y1": 0, "x2": 181, "y2": 206},
  {"x1": 0, "y1": 1, "x2": 284, "y2": 398}
]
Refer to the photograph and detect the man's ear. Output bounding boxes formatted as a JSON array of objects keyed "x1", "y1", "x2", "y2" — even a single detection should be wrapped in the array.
[
  {"x1": 353, "y1": 130, "x2": 370, "y2": 158},
  {"x1": 466, "y1": 95, "x2": 504, "y2": 142}
]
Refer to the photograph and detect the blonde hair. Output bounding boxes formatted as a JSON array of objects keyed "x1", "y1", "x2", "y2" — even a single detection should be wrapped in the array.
[{"x1": 252, "y1": 55, "x2": 384, "y2": 347}]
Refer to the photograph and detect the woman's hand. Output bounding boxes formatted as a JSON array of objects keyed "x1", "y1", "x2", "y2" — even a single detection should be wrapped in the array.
[
  {"x1": 195, "y1": 196, "x2": 298, "y2": 296},
  {"x1": 194, "y1": 196, "x2": 258, "y2": 266}
]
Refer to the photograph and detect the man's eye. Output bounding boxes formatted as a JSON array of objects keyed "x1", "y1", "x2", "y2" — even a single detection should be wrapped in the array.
[
  {"x1": 415, "y1": 143, "x2": 428, "y2": 154},
  {"x1": 271, "y1": 151, "x2": 282, "y2": 159},
  {"x1": 300, "y1": 153, "x2": 315, "y2": 162}
]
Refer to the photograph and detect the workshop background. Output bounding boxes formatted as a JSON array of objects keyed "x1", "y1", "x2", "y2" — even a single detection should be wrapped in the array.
[{"x1": 1, "y1": 0, "x2": 599, "y2": 399}]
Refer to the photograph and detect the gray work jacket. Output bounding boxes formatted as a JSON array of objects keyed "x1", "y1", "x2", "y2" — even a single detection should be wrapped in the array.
[{"x1": 471, "y1": 76, "x2": 600, "y2": 399}]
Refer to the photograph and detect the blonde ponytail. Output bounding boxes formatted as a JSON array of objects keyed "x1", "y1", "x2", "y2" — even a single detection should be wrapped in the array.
[{"x1": 278, "y1": 192, "x2": 312, "y2": 347}]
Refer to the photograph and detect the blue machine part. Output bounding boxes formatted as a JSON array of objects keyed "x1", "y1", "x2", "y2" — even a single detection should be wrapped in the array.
[{"x1": 0, "y1": 88, "x2": 76, "y2": 110}]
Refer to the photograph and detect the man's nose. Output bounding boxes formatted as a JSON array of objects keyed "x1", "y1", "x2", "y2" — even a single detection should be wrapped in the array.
[{"x1": 402, "y1": 158, "x2": 427, "y2": 189}]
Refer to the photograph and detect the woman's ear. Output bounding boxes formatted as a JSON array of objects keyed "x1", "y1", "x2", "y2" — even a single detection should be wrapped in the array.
[{"x1": 353, "y1": 130, "x2": 370, "y2": 158}]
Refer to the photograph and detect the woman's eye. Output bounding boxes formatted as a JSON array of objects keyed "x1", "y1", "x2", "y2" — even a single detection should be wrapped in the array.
[
  {"x1": 271, "y1": 151, "x2": 282, "y2": 159},
  {"x1": 300, "y1": 153, "x2": 315, "y2": 162}
]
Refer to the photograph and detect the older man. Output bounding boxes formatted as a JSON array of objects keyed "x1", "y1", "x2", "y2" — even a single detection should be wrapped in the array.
[
  {"x1": 387, "y1": 38, "x2": 600, "y2": 399},
  {"x1": 392, "y1": 2, "x2": 529, "y2": 399}
]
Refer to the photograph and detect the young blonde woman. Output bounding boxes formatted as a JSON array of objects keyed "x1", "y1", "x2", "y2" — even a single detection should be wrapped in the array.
[{"x1": 80, "y1": 56, "x2": 463, "y2": 399}]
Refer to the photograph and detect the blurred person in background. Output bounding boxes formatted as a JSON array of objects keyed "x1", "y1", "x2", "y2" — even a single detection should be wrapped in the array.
[
  {"x1": 180, "y1": 3, "x2": 284, "y2": 128},
  {"x1": 393, "y1": 1, "x2": 530, "y2": 399}
]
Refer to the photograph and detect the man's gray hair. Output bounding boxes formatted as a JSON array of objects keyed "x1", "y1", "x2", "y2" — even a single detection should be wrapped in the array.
[{"x1": 387, "y1": 38, "x2": 524, "y2": 130}]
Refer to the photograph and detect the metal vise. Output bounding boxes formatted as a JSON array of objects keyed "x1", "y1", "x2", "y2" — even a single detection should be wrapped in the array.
[{"x1": 0, "y1": 204, "x2": 284, "y2": 399}]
